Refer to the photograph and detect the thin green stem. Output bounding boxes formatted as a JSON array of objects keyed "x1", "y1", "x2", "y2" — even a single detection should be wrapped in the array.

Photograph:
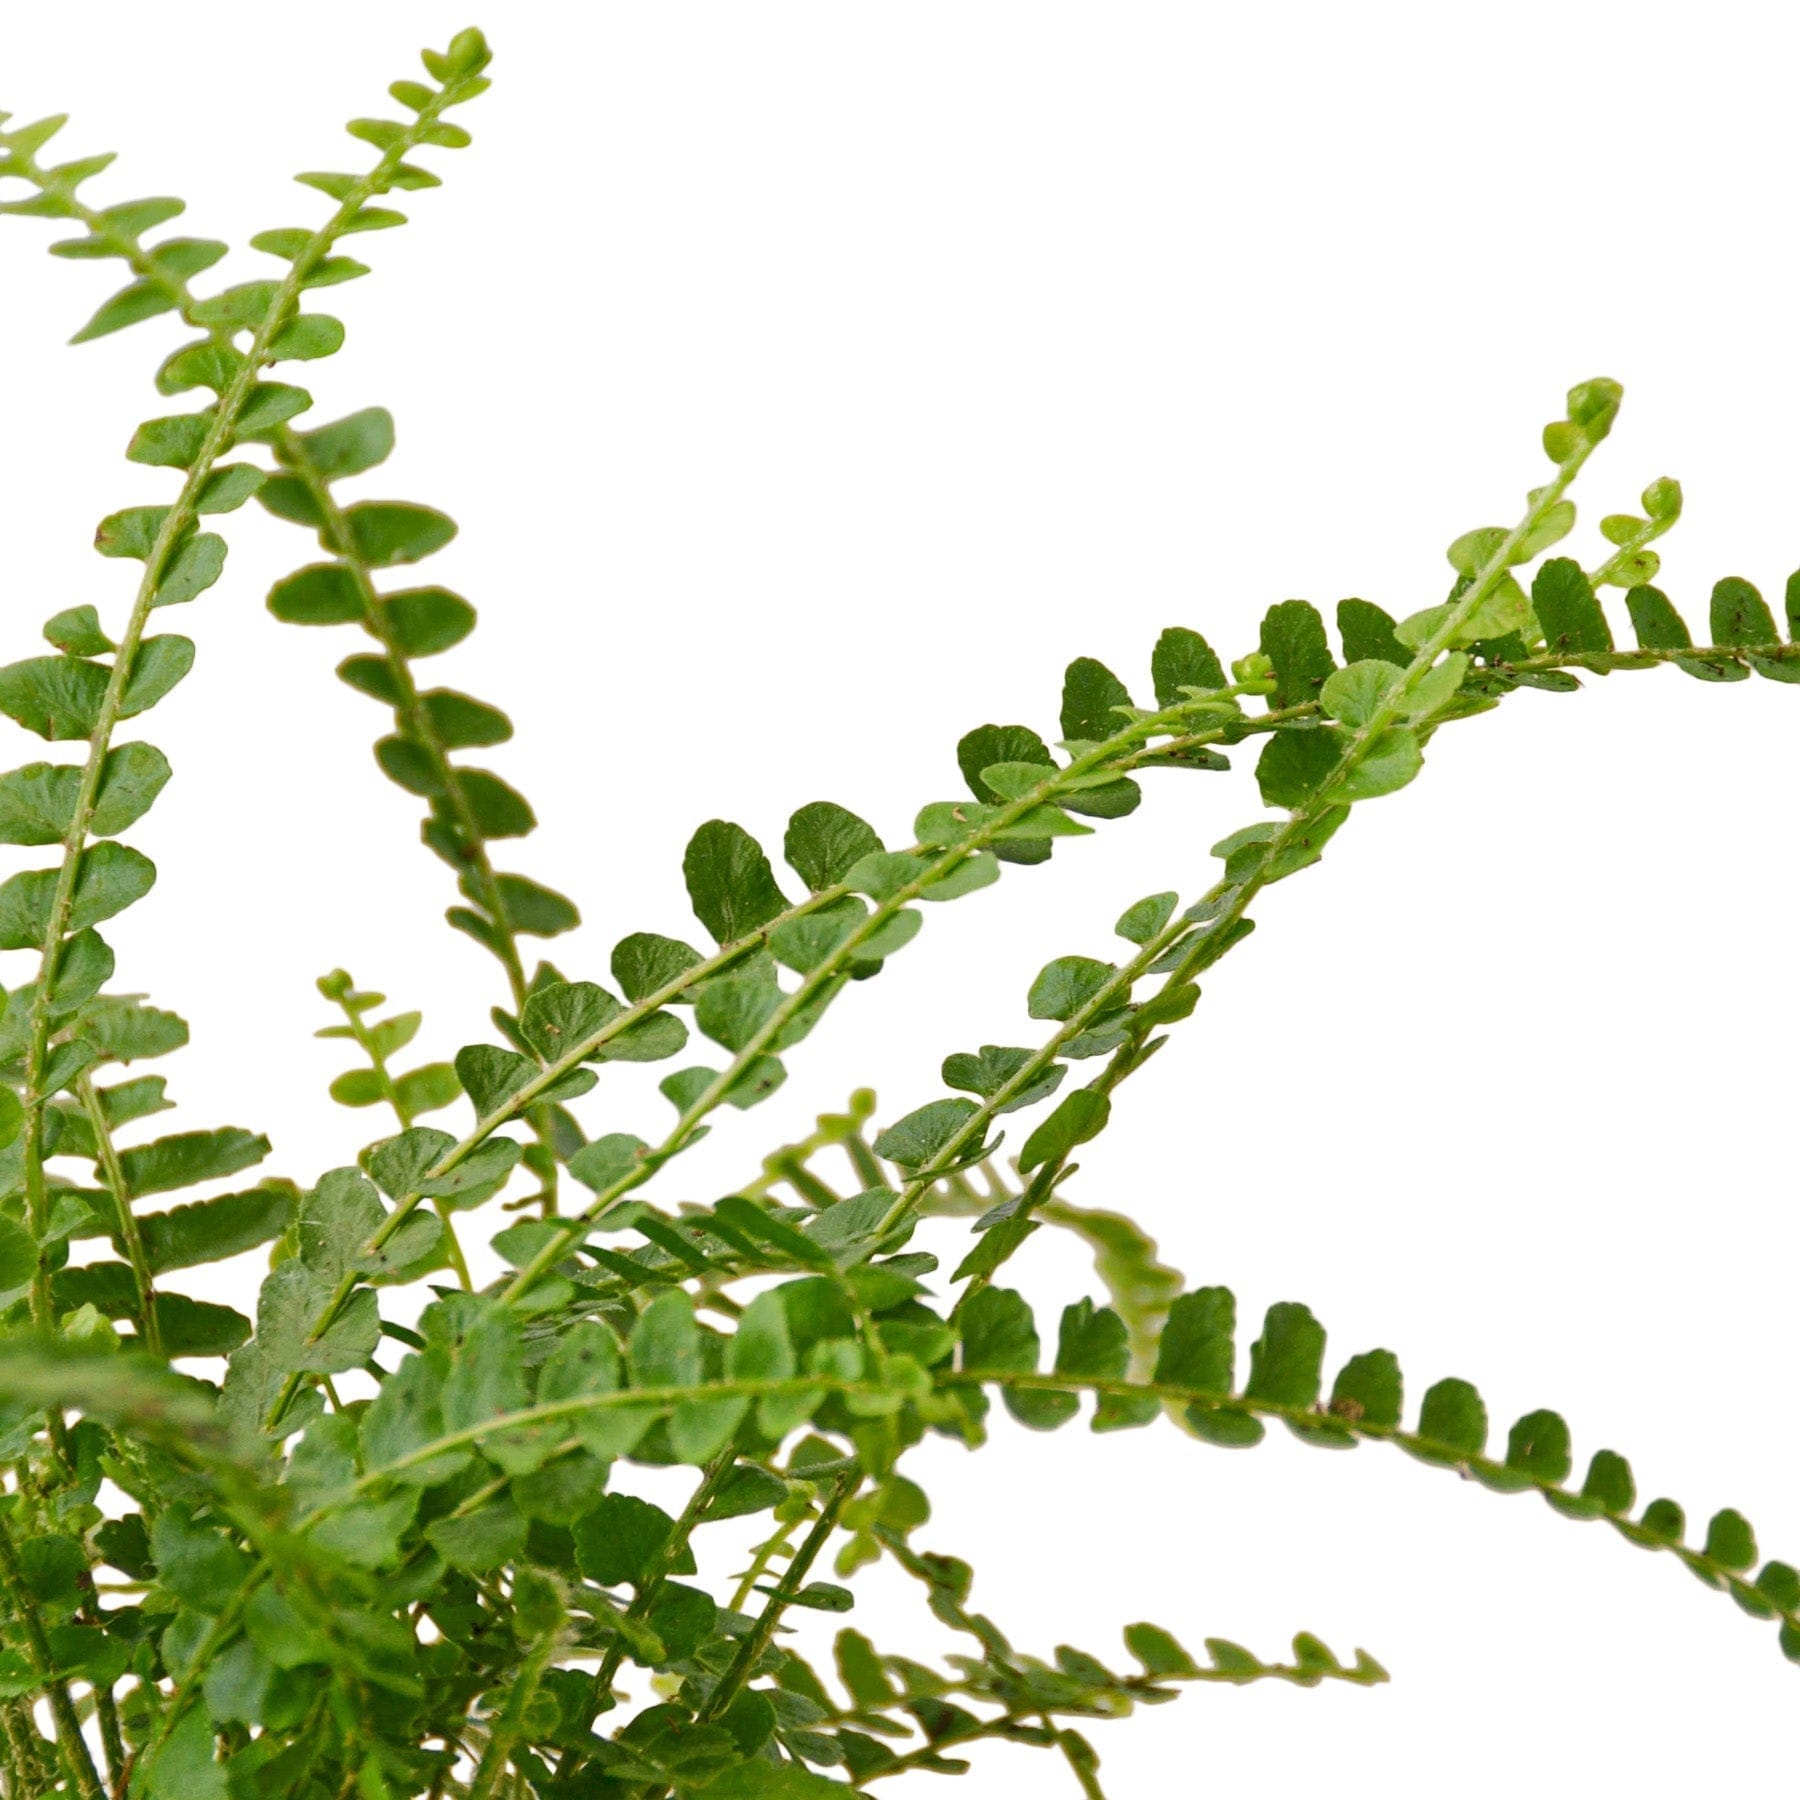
[
  {"x1": 695, "y1": 1475, "x2": 853, "y2": 1725},
  {"x1": 73, "y1": 1074, "x2": 160, "y2": 1356},
  {"x1": 15, "y1": 76, "x2": 484, "y2": 1325},
  {"x1": 727, "y1": 1512, "x2": 805, "y2": 1615},
  {"x1": 325, "y1": 981, "x2": 472, "y2": 1291},
  {"x1": 281, "y1": 437, "x2": 564, "y2": 1228},
  {"x1": 273, "y1": 434, "x2": 535, "y2": 1013},
  {"x1": 590, "y1": 1451, "x2": 737, "y2": 1709},
  {"x1": 464, "y1": 1629, "x2": 559, "y2": 1800},
  {"x1": 1, "y1": 1699, "x2": 43, "y2": 1800},
  {"x1": 0, "y1": 1513, "x2": 104, "y2": 1800}
]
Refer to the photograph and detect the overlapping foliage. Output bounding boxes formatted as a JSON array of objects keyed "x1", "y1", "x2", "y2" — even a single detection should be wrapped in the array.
[{"x1": 0, "y1": 26, "x2": 1792, "y2": 1800}]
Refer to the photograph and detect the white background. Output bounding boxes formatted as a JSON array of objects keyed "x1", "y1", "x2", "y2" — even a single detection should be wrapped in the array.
[{"x1": 3, "y1": 3, "x2": 1798, "y2": 1792}]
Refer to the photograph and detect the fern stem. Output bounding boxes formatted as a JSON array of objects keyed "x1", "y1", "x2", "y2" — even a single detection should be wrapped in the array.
[
  {"x1": 276, "y1": 428, "x2": 563, "y2": 1227},
  {"x1": 0, "y1": 1512, "x2": 104, "y2": 1800},
  {"x1": 269, "y1": 429, "x2": 536, "y2": 1012},
  {"x1": 73, "y1": 1074, "x2": 161, "y2": 1356},
  {"x1": 694, "y1": 1474, "x2": 852, "y2": 1727},
  {"x1": 324, "y1": 980, "x2": 473, "y2": 1290},
  {"x1": 589, "y1": 1451, "x2": 738, "y2": 1710},
  {"x1": 464, "y1": 1629, "x2": 557, "y2": 1800},
  {"x1": 726, "y1": 1512, "x2": 804, "y2": 1615},
  {"x1": 14, "y1": 80, "x2": 486, "y2": 1327}
]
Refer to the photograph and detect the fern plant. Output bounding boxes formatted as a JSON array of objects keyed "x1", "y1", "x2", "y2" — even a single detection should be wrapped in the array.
[{"x1": 0, "y1": 27, "x2": 1792, "y2": 1800}]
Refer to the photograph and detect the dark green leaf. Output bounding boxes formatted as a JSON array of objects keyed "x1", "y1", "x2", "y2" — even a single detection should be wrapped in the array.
[
  {"x1": 1336, "y1": 599, "x2": 1409, "y2": 667},
  {"x1": 612, "y1": 932, "x2": 704, "y2": 1003},
  {"x1": 684, "y1": 820, "x2": 790, "y2": 944},
  {"x1": 958, "y1": 724, "x2": 1053, "y2": 802},
  {"x1": 1124, "y1": 1621, "x2": 1197, "y2": 1677},
  {"x1": 1329, "y1": 1349, "x2": 1402, "y2": 1429},
  {"x1": 1580, "y1": 1449, "x2": 1636, "y2": 1516},
  {"x1": 381, "y1": 586, "x2": 474, "y2": 655},
  {"x1": 871, "y1": 1098, "x2": 977, "y2": 1168},
  {"x1": 1711, "y1": 576, "x2": 1778, "y2": 647},
  {"x1": 0, "y1": 762, "x2": 83, "y2": 845},
  {"x1": 1151, "y1": 626, "x2": 1227, "y2": 704},
  {"x1": 269, "y1": 563, "x2": 362, "y2": 625},
  {"x1": 151, "y1": 1506, "x2": 254, "y2": 1613},
  {"x1": 69, "y1": 279, "x2": 181, "y2": 344},
  {"x1": 1027, "y1": 955, "x2": 1115, "y2": 1021},
  {"x1": 784, "y1": 802, "x2": 884, "y2": 892},
  {"x1": 940, "y1": 1044, "x2": 1065, "y2": 1115},
  {"x1": 127, "y1": 412, "x2": 210, "y2": 469},
  {"x1": 574, "y1": 1493, "x2": 684, "y2": 1588},
  {"x1": 1532, "y1": 557, "x2": 1612, "y2": 654},
  {"x1": 376, "y1": 734, "x2": 437, "y2": 794},
  {"x1": 118, "y1": 1127, "x2": 268, "y2": 1198},
  {"x1": 255, "y1": 474, "x2": 327, "y2": 528},
  {"x1": 94, "y1": 506, "x2": 170, "y2": 560},
  {"x1": 629, "y1": 1290, "x2": 702, "y2": 1389},
  {"x1": 1417, "y1": 1378, "x2": 1487, "y2": 1457},
  {"x1": 1115, "y1": 892, "x2": 1178, "y2": 945},
  {"x1": 492, "y1": 873, "x2": 579, "y2": 936},
  {"x1": 76, "y1": 996, "x2": 188, "y2": 1063},
  {"x1": 294, "y1": 407, "x2": 395, "y2": 478},
  {"x1": 158, "y1": 533, "x2": 227, "y2": 606},
  {"x1": 1154, "y1": 1288, "x2": 1235, "y2": 1393},
  {"x1": 458, "y1": 769, "x2": 534, "y2": 837},
  {"x1": 593, "y1": 1010, "x2": 688, "y2": 1063},
  {"x1": 0, "y1": 843, "x2": 155, "y2": 949},
  {"x1": 1505, "y1": 1409, "x2": 1572, "y2": 1484},
  {"x1": 1260, "y1": 600, "x2": 1336, "y2": 707},
  {"x1": 1017, "y1": 1089, "x2": 1110, "y2": 1172},
  {"x1": 520, "y1": 980, "x2": 623, "y2": 1062},
  {"x1": 960, "y1": 1286, "x2": 1039, "y2": 1374},
  {"x1": 454, "y1": 1044, "x2": 538, "y2": 1117},
  {"x1": 120, "y1": 636, "x2": 195, "y2": 716},
  {"x1": 1060, "y1": 656, "x2": 1133, "y2": 742},
  {"x1": 422, "y1": 689, "x2": 511, "y2": 747},
  {"x1": 695, "y1": 961, "x2": 782, "y2": 1052},
  {"x1": 427, "y1": 1499, "x2": 526, "y2": 1574},
  {"x1": 0, "y1": 656, "x2": 108, "y2": 740},
  {"x1": 568, "y1": 1137, "x2": 655, "y2": 1195},
  {"x1": 46, "y1": 928, "x2": 115, "y2": 1019},
  {"x1": 1055, "y1": 1298, "x2": 1129, "y2": 1381},
  {"x1": 346, "y1": 502, "x2": 456, "y2": 567},
  {"x1": 1338, "y1": 726, "x2": 1421, "y2": 800},
  {"x1": 235, "y1": 381, "x2": 313, "y2": 434},
  {"x1": 137, "y1": 1187, "x2": 294, "y2": 1273},
  {"x1": 156, "y1": 339, "x2": 242, "y2": 396},
  {"x1": 269, "y1": 313, "x2": 345, "y2": 361},
  {"x1": 195, "y1": 464, "x2": 264, "y2": 514},
  {"x1": 1245, "y1": 1303, "x2": 1325, "y2": 1408},
  {"x1": 43, "y1": 606, "x2": 111, "y2": 655},
  {"x1": 1255, "y1": 727, "x2": 1342, "y2": 808},
  {"x1": 1624, "y1": 585, "x2": 1692, "y2": 651}
]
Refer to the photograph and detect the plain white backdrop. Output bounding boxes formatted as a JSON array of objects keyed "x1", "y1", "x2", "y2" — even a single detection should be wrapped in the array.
[{"x1": 3, "y1": 3, "x2": 1798, "y2": 1791}]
